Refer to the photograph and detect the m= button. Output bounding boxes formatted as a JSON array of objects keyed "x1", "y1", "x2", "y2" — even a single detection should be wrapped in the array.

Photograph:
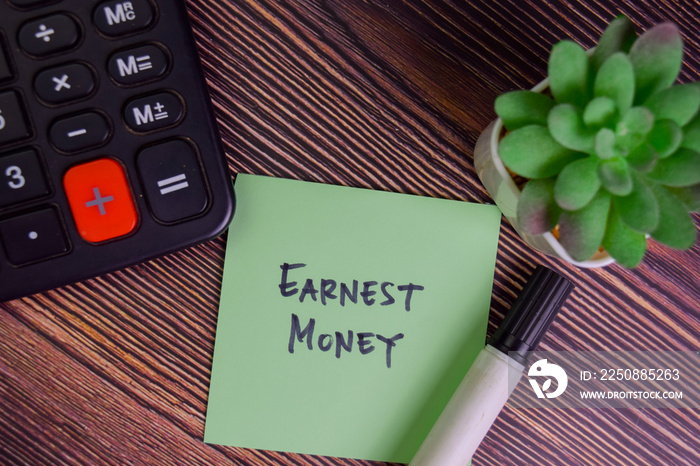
[{"x1": 108, "y1": 44, "x2": 169, "y2": 86}]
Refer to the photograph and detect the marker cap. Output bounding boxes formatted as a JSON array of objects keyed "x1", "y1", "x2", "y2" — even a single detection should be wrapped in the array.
[{"x1": 487, "y1": 265, "x2": 574, "y2": 366}]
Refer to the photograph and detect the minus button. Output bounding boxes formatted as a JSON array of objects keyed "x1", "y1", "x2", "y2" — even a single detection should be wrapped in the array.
[{"x1": 50, "y1": 112, "x2": 110, "y2": 153}]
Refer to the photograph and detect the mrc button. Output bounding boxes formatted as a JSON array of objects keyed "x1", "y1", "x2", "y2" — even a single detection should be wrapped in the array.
[
  {"x1": 136, "y1": 139, "x2": 208, "y2": 223},
  {"x1": 64, "y1": 158, "x2": 138, "y2": 243},
  {"x1": 94, "y1": 0, "x2": 155, "y2": 37}
]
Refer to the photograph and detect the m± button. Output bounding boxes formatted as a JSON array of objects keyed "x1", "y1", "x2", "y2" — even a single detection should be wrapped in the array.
[
  {"x1": 18, "y1": 14, "x2": 81, "y2": 57},
  {"x1": 35, "y1": 63, "x2": 96, "y2": 104},
  {"x1": 124, "y1": 91, "x2": 183, "y2": 133}
]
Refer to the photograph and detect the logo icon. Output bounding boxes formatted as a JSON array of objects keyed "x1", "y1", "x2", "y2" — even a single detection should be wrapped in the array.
[{"x1": 528, "y1": 359, "x2": 568, "y2": 399}]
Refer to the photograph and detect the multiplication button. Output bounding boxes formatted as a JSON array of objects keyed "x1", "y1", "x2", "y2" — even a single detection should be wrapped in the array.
[
  {"x1": 0, "y1": 208, "x2": 69, "y2": 266},
  {"x1": 35, "y1": 63, "x2": 96, "y2": 104},
  {"x1": 136, "y1": 140, "x2": 208, "y2": 223}
]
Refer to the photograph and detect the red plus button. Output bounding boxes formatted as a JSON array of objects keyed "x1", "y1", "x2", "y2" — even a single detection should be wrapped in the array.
[{"x1": 64, "y1": 158, "x2": 138, "y2": 243}]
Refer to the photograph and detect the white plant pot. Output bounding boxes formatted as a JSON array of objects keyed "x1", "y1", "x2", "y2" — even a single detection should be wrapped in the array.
[{"x1": 473, "y1": 105, "x2": 615, "y2": 268}]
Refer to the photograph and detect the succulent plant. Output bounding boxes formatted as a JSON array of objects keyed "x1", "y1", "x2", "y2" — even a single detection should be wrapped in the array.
[{"x1": 494, "y1": 15, "x2": 700, "y2": 267}]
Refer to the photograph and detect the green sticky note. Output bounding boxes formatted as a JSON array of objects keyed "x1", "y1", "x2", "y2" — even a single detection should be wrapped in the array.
[{"x1": 204, "y1": 174, "x2": 502, "y2": 463}]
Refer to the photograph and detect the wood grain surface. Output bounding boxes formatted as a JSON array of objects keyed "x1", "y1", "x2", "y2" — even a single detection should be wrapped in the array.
[{"x1": 2, "y1": 0, "x2": 700, "y2": 465}]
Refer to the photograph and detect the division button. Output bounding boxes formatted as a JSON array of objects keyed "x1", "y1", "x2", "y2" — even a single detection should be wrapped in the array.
[
  {"x1": 50, "y1": 112, "x2": 110, "y2": 153},
  {"x1": 136, "y1": 139, "x2": 208, "y2": 223},
  {"x1": 0, "y1": 90, "x2": 32, "y2": 146},
  {"x1": 0, "y1": 208, "x2": 69, "y2": 266},
  {"x1": 63, "y1": 158, "x2": 138, "y2": 243},
  {"x1": 0, "y1": 149, "x2": 50, "y2": 207},
  {"x1": 18, "y1": 14, "x2": 80, "y2": 57},
  {"x1": 35, "y1": 62, "x2": 95, "y2": 104},
  {"x1": 124, "y1": 91, "x2": 183, "y2": 133},
  {"x1": 94, "y1": 0, "x2": 155, "y2": 37},
  {"x1": 108, "y1": 44, "x2": 169, "y2": 85}
]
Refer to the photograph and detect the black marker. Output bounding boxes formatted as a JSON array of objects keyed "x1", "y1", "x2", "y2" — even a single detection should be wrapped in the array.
[{"x1": 410, "y1": 266, "x2": 574, "y2": 466}]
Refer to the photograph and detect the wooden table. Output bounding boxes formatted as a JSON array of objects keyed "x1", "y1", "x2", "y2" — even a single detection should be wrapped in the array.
[{"x1": 2, "y1": 0, "x2": 699, "y2": 464}]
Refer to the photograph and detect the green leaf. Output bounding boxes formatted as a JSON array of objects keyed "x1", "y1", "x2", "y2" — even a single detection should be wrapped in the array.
[
  {"x1": 628, "y1": 23, "x2": 683, "y2": 104},
  {"x1": 598, "y1": 157, "x2": 633, "y2": 196},
  {"x1": 644, "y1": 84, "x2": 700, "y2": 126},
  {"x1": 650, "y1": 184, "x2": 698, "y2": 249},
  {"x1": 554, "y1": 157, "x2": 601, "y2": 210},
  {"x1": 549, "y1": 40, "x2": 590, "y2": 107},
  {"x1": 517, "y1": 178, "x2": 562, "y2": 235},
  {"x1": 594, "y1": 52, "x2": 635, "y2": 114},
  {"x1": 548, "y1": 104, "x2": 596, "y2": 151},
  {"x1": 499, "y1": 125, "x2": 584, "y2": 179},
  {"x1": 583, "y1": 97, "x2": 618, "y2": 128},
  {"x1": 646, "y1": 148, "x2": 700, "y2": 186},
  {"x1": 594, "y1": 128, "x2": 621, "y2": 160},
  {"x1": 591, "y1": 16, "x2": 637, "y2": 70},
  {"x1": 681, "y1": 111, "x2": 700, "y2": 152},
  {"x1": 602, "y1": 206, "x2": 648, "y2": 268},
  {"x1": 614, "y1": 174, "x2": 659, "y2": 233},
  {"x1": 667, "y1": 184, "x2": 700, "y2": 211},
  {"x1": 616, "y1": 106, "x2": 654, "y2": 150},
  {"x1": 626, "y1": 142, "x2": 658, "y2": 172},
  {"x1": 647, "y1": 119, "x2": 682, "y2": 158},
  {"x1": 559, "y1": 190, "x2": 611, "y2": 262},
  {"x1": 495, "y1": 91, "x2": 556, "y2": 131}
]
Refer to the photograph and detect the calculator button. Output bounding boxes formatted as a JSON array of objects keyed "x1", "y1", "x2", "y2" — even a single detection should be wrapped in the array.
[
  {"x1": 108, "y1": 44, "x2": 169, "y2": 86},
  {"x1": 124, "y1": 91, "x2": 183, "y2": 133},
  {"x1": 0, "y1": 90, "x2": 32, "y2": 146},
  {"x1": 0, "y1": 149, "x2": 49, "y2": 207},
  {"x1": 93, "y1": 0, "x2": 155, "y2": 37},
  {"x1": 18, "y1": 14, "x2": 81, "y2": 57},
  {"x1": 63, "y1": 158, "x2": 138, "y2": 243},
  {"x1": 136, "y1": 140, "x2": 208, "y2": 223},
  {"x1": 50, "y1": 112, "x2": 110, "y2": 153},
  {"x1": 0, "y1": 38, "x2": 12, "y2": 82},
  {"x1": 35, "y1": 63, "x2": 96, "y2": 104},
  {"x1": 0, "y1": 208, "x2": 69, "y2": 266},
  {"x1": 8, "y1": 0, "x2": 57, "y2": 7}
]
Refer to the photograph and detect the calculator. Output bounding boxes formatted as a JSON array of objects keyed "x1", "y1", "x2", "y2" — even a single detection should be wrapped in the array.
[{"x1": 0, "y1": 0, "x2": 235, "y2": 302}]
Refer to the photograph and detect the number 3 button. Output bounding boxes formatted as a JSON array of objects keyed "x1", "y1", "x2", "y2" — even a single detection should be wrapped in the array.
[{"x1": 0, "y1": 149, "x2": 50, "y2": 208}]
